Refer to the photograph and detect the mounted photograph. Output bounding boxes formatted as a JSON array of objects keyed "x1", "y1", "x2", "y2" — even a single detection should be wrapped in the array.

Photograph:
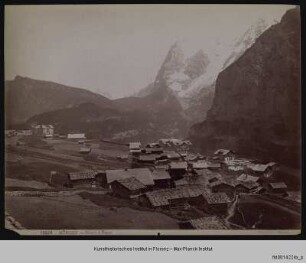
[{"x1": 4, "y1": 4, "x2": 301, "y2": 235}]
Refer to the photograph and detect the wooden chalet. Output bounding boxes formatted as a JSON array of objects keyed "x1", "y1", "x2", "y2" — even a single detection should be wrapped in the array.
[
  {"x1": 79, "y1": 147, "x2": 91, "y2": 154},
  {"x1": 247, "y1": 162, "x2": 278, "y2": 177},
  {"x1": 165, "y1": 151, "x2": 182, "y2": 161},
  {"x1": 214, "y1": 149, "x2": 235, "y2": 162},
  {"x1": 190, "y1": 161, "x2": 207, "y2": 170},
  {"x1": 169, "y1": 161, "x2": 188, "y2": 179},
  {"x1": 129, "y1": 142, "x2": 142, "y2": 156},
  {"x1": 67, "y1": 170, "x2": 104, "y2": 187},
  {"x1": 226, "y1": 179, "x2": 260, "y2": 194},
  {"x1": 236, "y1": 174, "x2": 262, "y2": 184},
  {"x1": 137, "y1": 154, "x2": 158, "y2": 164},
  {"x1": 146, "y1": 143, "x2": 161, "y2": 148},
  {"x1": 104, "y1": 168, "x2": 154, "y2": 189},
  {"x1": 208, "y1": 180, "x2": 235, "y2": 194},
  {"x1": 202, "y1": 192, "x2": 232, "y2": 214},
  {"x1": 151, "y1": 169, "x2": 172, "y2": 188},
  {"x1": 268, "y1": 182, "x2": 288, "y2": 195},
  {"x1": 110, "y1": 177, "x2": 147, "y2": 198},
  {"x1": 144, "y1": 185, "x2": 208, "y2": 209}
]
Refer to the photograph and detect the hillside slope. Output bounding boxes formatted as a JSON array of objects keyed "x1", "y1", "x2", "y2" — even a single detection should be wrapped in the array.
[{"x1": 5, "y1": 76, "x2": 115, "y2": 126}]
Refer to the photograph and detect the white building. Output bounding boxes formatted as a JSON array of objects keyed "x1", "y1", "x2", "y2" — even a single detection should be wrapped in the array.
[
  {"x1": 32, "y1": 125, "x2": 54, "y2": 138},
  {"x1": 67, "y1": 133, "x2": 86, "y2": 139}
]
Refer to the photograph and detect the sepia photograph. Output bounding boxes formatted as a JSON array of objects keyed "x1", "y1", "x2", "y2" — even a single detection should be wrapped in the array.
[{"x1": 4, "y1": 4, "x2": 301, "y2": 235}]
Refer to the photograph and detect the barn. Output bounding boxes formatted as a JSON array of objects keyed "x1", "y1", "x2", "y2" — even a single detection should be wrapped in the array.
[
  {"x1": 169, "y1": 161, "x2": 188, "y2": 179},
  {"x1": 151, "y1": 169, "x2": 172, "y2": 189},
  {"x1": 104, "y1": 168, "x2": 154, "y2": 189},
  {"x1": 67, "y1": 170, "x2": 104, "y2": 187},
  {"x1": 208, "y1": 180, "x2": 235, "y2": 195},
  {"x1": 268, "y1": 182, "x2": 288, "y2": 196},
  {"x1": 110, "y1": 177, "x2": 147, "y2": 198},
  {"x1": 202, "y1": 192, "x2": 232, "y2": 214}
]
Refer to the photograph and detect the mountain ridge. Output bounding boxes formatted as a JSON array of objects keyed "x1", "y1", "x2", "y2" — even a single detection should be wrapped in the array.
[{"x1": 189, "y1": 7, "x2": 301, "y2": 167}]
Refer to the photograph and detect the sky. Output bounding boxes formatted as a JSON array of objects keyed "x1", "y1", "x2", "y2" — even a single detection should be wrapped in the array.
[{"x1": 5, "y1": 4, "x2": 293, "y2": 98}]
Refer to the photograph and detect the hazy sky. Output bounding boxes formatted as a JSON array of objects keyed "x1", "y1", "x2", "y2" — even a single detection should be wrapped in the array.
[{"x1": 5, "y1": 4, "x2": 292, "y2": 98}]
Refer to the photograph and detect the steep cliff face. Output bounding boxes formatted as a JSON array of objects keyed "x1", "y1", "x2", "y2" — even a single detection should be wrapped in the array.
[{"x1": 190, "y1": 8, "x2": 301, "y2": 167}]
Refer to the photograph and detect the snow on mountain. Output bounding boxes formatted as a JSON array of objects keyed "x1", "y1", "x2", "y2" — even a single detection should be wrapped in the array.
[
  {"x1": 223, "y1": 18, "x2": 272, "y2": 69},
  {"x1": 135, "y1": 17, "x2": 278, "y2": 119},
  {"x1": 179, "y1": 18, "x2": 276, "y2": 101}
]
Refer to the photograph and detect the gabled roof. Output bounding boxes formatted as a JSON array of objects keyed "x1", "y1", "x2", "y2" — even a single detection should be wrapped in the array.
[
  {"x1": 138, "y1": 155, "x2": 158, "y2": 162},
  {"x1": 202, "y1": 192, "x2": 232, "y2": 204},
  {"x1": 113, "y1": 177, "x2": 146, "y2": 191},
  {"x1": 174, "y1": 178, "x2": 189, "y2": 187},
  {"x1": 208, "y1": 180, "x2": 231, "y2": 188},
  {"x1": 79, "y1": 147, "x2": 91, "y2": 153},
  {"x1": 151, "y1": 148, "x2": 164, "y2": 153},
  {"x1": 165, "y1": 151, "x2": 181, "y2": 159},
  {"x1": 182, "y1": 140, "x2": 192, "y2": 145},
  {"x1": 191, "y1": 162, "x2": 207, "y2": 169},
  {"x1": 130, "y1": 149, "x2": 142, "y2": 153},
  {"x1": 236, "y1": 174, "x2": 260, "y2": 183},
  {"x1": 67, "y1": 133, "x2": 86, "y2": 139},
  {"x1": 146, "y1": 143, "x2": 161, "y2": 148},
  {"x1": 68, "y1": 170, "x2": 103, "y2": 181},
  {"x1": 194, "y1": 170, "x2": 223, "y2": 182},
  {"x1": 154, "y1": 164, "x2": 169, "y2": 170},
  {"x1": 152, "y1": 169, "x2": 171, "y2": 180},
  {"x1": 248, "y1": 163, "x2": 273, "y2": 172},
  {"x1": 106, "y1": 168, "x2": 154, "y2": 186},
  {"x1": 240, "y1": 181, "x2": 260, "y2": 190},
  {"x1": 214, "y1": 149, "x2": 234, "y2": 155},
  {"x1": 145, "y1": 185, "x2": 208, "y2": 207},
  {"x1": 169, "y1": 161, "x2": 188, "y2": 170},
  {"x1": 187, "y1": 216, "x2": 228, "y2": 229},
  {"x1": 225, "y1": 158, "x2": 253, "y2": 166},
  {"x1": 206, "y1": 162, "x2": 221, "y2": 169},
  {"x1": 269, "y1": 182, "x2": 287, "y2": 189},
  {"x1": 228, "y1": 165, "x2": 245, "y2": 171},
  {"x1": 33, "y1": 124, "x2": 54, "y2": 129},
  {"x1": 224, "y1": 178, "x2": 259, "y2": 190},
  {"x1": 129, "y1": 142, "x2": 141, "y2": 149}
]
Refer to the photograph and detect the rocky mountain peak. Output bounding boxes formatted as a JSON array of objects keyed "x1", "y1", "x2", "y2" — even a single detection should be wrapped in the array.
[
  {"x1": 189, "y1": 7, "x2": 301, "y2": 167},
  {"x1": 184, "y1": 49, "x2": 210, "y2": 79}
]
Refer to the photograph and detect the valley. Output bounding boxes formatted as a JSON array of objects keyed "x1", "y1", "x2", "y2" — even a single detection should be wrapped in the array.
[{"x1": 4, "y1": 7, "x2": 301, "y2": 234}]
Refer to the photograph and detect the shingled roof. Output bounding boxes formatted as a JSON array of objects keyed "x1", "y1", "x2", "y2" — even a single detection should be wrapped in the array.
[
  {"x1": 145, "y1": 185, "x2": 208, "y2": 207},
  {"x1": 247, "y1": 163, "x2": 272, "y2": 172},
  {"x1": 68, "y1": 170, "x2": 103, "y2": 181},
  {"x1": 202, "y1": 192, "x2": 232, "y2": 204},
  {"x1": 269, "y1": 182, "x2": 287, "y2": 189},
  {"x1": 106, "y1": 168, "x2": 154, "y2": 186},
  {"x1": 236, "y1": 174, "x2": 260, "y2": 183},
  {"x1": 113, "y1": 177, "x2": 146, "y2": 191},
  {"x1": 138, "y1": 155, "x2": 158, "y2": 162},
  {"x1": 152, "y1": 169, "x2": 171, "y2": 180},
  {"x1": 191, "y1": 161, "x2": 207, "y2": 169},
  {"x1": 169, "y1": 161, "x2": 188, "y2": 170}
]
